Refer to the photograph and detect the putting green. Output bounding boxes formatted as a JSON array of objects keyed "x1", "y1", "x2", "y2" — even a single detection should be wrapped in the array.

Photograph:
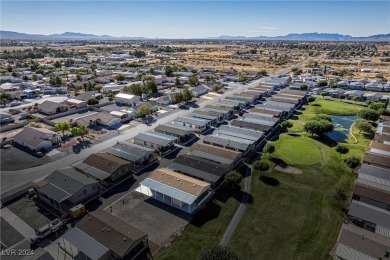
[{"x1": 274, "y1": 136, "x2": 322, "y2": 166}]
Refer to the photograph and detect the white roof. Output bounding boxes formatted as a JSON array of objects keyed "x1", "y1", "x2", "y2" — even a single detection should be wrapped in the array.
[
  {"x1": 66, "y1": 98, "x2": 86, "y2": 104},
  {"x1": 115, "y1": 93, "x2": 137, "y2": 99},
  {"x1": 110, "y1": 111, "x2": 127, "y2": 117}
]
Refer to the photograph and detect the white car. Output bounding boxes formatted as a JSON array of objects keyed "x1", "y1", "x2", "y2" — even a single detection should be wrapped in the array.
[{"x1": 10, "y1": 101, "x2": 21, "y2": 107}]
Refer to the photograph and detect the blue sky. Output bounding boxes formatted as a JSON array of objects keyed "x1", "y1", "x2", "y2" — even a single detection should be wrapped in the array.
[{"x1": 1, "y1": 1, "x2": 389, "y2": 38}]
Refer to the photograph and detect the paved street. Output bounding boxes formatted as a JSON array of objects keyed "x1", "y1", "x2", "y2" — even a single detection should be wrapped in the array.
[{"x1": 1, "y1": 56, "x2": 317, "y2": 196}]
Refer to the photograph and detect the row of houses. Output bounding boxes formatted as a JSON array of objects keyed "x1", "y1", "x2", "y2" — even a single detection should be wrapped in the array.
[
  {"x1": 313, "y1": 88, "x2": 390, "y2": 102},
  {"x1": 136, "y1": 84, "x2": 307, "y2": 214},
  {"x1": 30, "y1": 83, "x2": 307, "y2": 260},
  {"x1": 335, "y1": 119, "x2": 390, "y2": 260}
]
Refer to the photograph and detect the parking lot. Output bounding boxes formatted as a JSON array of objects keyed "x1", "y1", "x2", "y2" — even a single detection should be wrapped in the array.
[
  {"x1": 108, "y1": 191, "x2": 191, "y2": 247},
  {"x1": 0, "y1": 145, "x2": 52, "y2": 171}
]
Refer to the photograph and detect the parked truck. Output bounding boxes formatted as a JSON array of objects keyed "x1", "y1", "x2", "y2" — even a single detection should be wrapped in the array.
[{"x1": 30, "y1": 218, "x2": 67, "y2": 244}]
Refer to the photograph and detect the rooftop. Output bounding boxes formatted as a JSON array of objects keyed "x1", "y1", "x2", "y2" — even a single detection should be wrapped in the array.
[{"x1": 77, "y1": 210, "x2": 147, "y2": 258}]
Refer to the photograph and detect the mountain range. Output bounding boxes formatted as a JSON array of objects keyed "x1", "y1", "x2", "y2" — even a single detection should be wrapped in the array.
[{"x1": 1, "y1": 31, "x2": 389, "y2": 41}]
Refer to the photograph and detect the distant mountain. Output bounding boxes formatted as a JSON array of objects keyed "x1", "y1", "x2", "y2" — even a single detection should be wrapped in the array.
[
  {"x1": 49, "y1": 32, "x2": 109, "y2": 38},
  {"x1": 212, "y1": 33, "x2": 390, "y2": 41},
  {"x1": 278, "y1": 33, "x2": 354, "y2": 41},
  {"x1": 1, "y1": 30, "x2": 389, "y2": 41},
  {"x1": 0, "y1": 31, "x2": 46, "y2": 40},
  {"x1": 0, "y1": 31, "x2": 146, "y2": 40}
]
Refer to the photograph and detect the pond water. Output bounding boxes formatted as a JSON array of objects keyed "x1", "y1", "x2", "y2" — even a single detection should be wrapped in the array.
[{"x1": 326, "y1": 115, "x2": 358, "y2": 142}]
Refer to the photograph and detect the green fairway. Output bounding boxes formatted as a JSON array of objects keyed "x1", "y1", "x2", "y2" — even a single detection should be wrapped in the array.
[
  {"x1": 155, "y1": 187, "x2": 242, "y2": 260},
  {"x1": 229, "y1": 99, "x2": 371, "y2": 260},
  {"x1": 288, "y1": 98, "x2": 364, "y2": 133},
  {"x1": 274, "y1": 136, "x2": 322, "y2": 165}
]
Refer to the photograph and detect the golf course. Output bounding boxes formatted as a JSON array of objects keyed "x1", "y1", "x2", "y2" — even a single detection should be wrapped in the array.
[{"x1": 229, "y1": 98, "x2": 371, "y2": 259}]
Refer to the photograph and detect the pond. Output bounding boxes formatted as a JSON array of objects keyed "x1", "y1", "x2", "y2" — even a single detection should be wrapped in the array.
[{"x1": 326, "y1": 115, "x2": 358, "y2": 142}]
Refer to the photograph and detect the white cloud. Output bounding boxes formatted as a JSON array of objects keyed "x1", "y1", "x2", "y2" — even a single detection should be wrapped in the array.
[{"x1": 258, "y1": 26, "x2": 279, "y2": 30}]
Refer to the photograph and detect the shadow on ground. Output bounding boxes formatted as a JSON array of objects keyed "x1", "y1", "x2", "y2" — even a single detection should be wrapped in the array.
[{"x1": 259, "y1": 175, "x2": 280, "y2": 186}]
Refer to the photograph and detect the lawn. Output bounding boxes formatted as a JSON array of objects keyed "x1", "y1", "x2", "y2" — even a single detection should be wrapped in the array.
[
  {"x1": 155, "y1": 186, "x2": 242, "y2": 260},
  {"x1": 273, "y1": 136, "x2": 322, "y2": 166},
  {"x1": 229, "y1": 99, "x2": 371, "y2": 260},
  {"x1": 288, "y1": 98, "x2": 364, "y2": 133}
]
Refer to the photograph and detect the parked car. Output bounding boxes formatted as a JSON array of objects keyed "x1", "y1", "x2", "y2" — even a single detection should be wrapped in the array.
[
  {"x1": 30, "y1": 218, "x2": 67, "y2": 244},
  {"x1": 10, "y1": 101, "x2": 21, "y2": 107}
]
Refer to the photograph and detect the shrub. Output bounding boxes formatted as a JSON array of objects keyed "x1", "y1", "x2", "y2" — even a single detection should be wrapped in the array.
[
  {"x1": 313, "y1": 114, "x2": 332, "y2": 122},
  {"x1": 254, "y1": 161, "x2": 270, "y2": 172},
  {"x1": 335, "y1": 144, "x2": 349, "y2": 154},
  {"x1": 345, "y1": 155, "x2": 360, "y2": 171},
  {"x1": 308, "y1": 96, "x2": 316, "y2": 102},
  {"x1": 369, "y1": 102, "x2": 385, "y2": 111},
  {"x1": 197, "y1": 244, "x2": 238, "y2": 260}
]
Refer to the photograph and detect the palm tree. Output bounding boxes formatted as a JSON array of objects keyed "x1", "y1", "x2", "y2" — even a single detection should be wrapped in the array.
[{"x1": 54, "y1": 121, "x2": 70, "y2": 139}]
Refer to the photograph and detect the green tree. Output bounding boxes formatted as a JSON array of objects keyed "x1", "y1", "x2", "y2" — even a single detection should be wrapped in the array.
[
  {"x1": 143, "y1": 78, "x2": 158, "y2": 94},
  {"x1": 0, "y1": 93, "x2": 12, "y2": 101},
  {"x1": 313, "y1": 114, "x2": 332, "y2": 122},
  {"x1": 115, "y1": 74, "x2": 126, "y2": 81},
  {"x1": 129, "y1": 50, "x2": 146, "y2": 58},
  {"x1": 369, "y1": 102, "x2": 385, "y2": 111},
  {"x1": 253, "y1": 161, "x2": 270, "y2": 172},
  {"x1": 335, "y1": 145, "x2": 349, "y2": 157},
  {"x1": 355, "y1": 119, "x2": 372, "y2": 133},
  {"x1": 137, "y1": 103, "x2": 152, "y2": 117},
  {"x1": 165, "y1": 65, "x2": 174, "y2": 77},
  {"x1": 54, "y1": 60, "x2": 61, "y2": 68},
  {"x1": 304, "y1": 120, "x2": 334, "y2": 136},
  {"x1": 352, "y1": 96, "x2": 363, "y2": 103},
  {"x1": 300, "y1": 85, "x2": 308, "y2": 91},
  {"x1": 197, "y1": 244, "x2": 238, "y2": 260},
  {"x1": 64, "y1": 59, "x2": 75, "y2": 67},
  {"x1": 54, "y1": 121, "x2": 70, "y2": 139},
  {"x1": 280, "y1": 121, "x2": 293, "y2": 132},
  {"x1": 379, "y1": 108, "x2": 390, "y2": 116},
  {"x1": 71, "y1": 124, "x2": 89, "y2": 142},
  {"x1": 49, "y1": 76, "x2": 62, "y2": 86},
  {"x1": 308, "y1": 96, "x2": 316, "y2": 102},
  {"x1": 32, "y1": 74, "x2": 38, "y2": 81},
  {"x1": 358, "y1": 108, "x2": 380, "y2": 121},
  {"x1": 224, "y1": 171, "x2": 242, "y2": 189},
  {"x1": 345, "y1": 155, "x2": 360, "y2": 172},
  {"x1": 212, "y1": 84, "x2": 221, "y2": 92},
  {"x1": 188, "y1": 74, "x2": 199, "y2": 86},
  {"x1": 175, "y1": 77, "x2": 181, "y2": 86},
  {"x1": 320, "y1": 92, "x2": 328, "y2": 99},
  {"x1": 238, "y1": 74, "x2": 246, "y2": 82},
  {"x1": 182, "y1": 86, "x2": 193, "y2": 102},
  {"x1": 123, "y1": 83, "x2": 143, "y2": 96},
  {"x1": 174, "y1": 92, "x2": 183, "y2": 103},
  {"x1": 264, "y1": 142, "x2": 275, "y2": 157},
  {"x1": 317, "y1": 80, "x2": 328, "y2": 87},
  {"x1": 87, "y1": 98, "x2": 99, "y2": 106},
  {"x1": 205, "y1": 75, "x2": 212, "y2": 82}
]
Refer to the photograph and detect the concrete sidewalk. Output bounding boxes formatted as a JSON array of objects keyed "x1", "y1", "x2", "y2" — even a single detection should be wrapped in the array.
[{"x1": 1, "y1": 207, "x2": 35, "y2": 238}]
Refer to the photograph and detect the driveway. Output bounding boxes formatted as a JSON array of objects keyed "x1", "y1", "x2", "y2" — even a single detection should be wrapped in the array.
[{"x1": 106, "y1": 191, "x2": 191, "y2": 247}]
